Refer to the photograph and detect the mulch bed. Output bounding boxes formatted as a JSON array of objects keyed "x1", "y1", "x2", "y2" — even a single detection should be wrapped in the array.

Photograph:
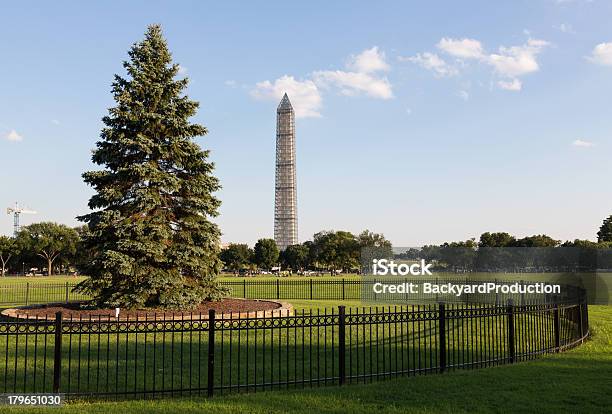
[{"x1": 16, "y1": 298, "x2": 281, "y2": 319}]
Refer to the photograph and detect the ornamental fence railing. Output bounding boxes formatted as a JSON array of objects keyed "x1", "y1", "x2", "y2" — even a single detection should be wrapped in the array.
[{"x1": 0, "y1": 296, "x2": 589, "y2": 399}]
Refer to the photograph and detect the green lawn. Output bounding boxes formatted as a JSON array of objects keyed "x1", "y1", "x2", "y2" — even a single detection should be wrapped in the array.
[
  {"x1": 0, "y1": 276, "x2": 87, "y2": 284},
  {"x1": 2, "y1": 272, "x2": 610, "y2": 308},
  {"x1": 1, "y1": 305, "x2": 608, "y2": 413},
  {"x1": 0, "y1": 274, "x2": 361, "y2": 284}
]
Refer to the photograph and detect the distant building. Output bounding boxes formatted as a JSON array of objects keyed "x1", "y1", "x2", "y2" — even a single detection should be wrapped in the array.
[{"x1": 274, "y1": 93, "x2": 298, "y2": 251}]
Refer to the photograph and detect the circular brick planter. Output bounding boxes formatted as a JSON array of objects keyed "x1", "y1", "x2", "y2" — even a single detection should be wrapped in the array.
[{"x1": 1, "y1": 298, "x2": 294, "y2": 321}]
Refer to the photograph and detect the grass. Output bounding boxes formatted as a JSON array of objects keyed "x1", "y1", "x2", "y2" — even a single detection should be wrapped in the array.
[
  {"x1": 0, "y1": 274, "x2": 361, "y2": 285},
  {"x1": 2, "y1": 272, "x2": 610, "y2": 308},
  {"x1": 0, "y1": 305, "x2": 607, "y2": 413},
  {"x1": 0, "y1": 301, "x2": 612, "y2": 413},
  {"x1": 0, "y1": 276, "x2": 607, "y2": 413},
  {"x1": 0, "y1": 276, "x2": 87, "y2": 284},
  {"x1": 0, "y1": 299, "x2": 445, "y2": 395}
]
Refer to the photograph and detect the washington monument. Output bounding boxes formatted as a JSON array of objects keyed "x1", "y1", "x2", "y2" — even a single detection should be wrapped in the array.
[{"x1": 274, "y1": 93, "x2": 298, "y2": 250}]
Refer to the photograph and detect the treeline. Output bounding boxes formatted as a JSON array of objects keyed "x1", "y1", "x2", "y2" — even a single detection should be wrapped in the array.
[
  {"x1": 3, "y1": 214, "x2": 612, "y2": 276},
  {"x1": 0, "y1": 224, "x2": 392, "y2": 276},
  {"x1": 0, "y1": 222, "x2": 84, "y2": 276},
  {"x1": 221, "y1": 230, "x2": 392, "y2": 274},
  {"x1": 398, "y1": 220, "x2": 612, "y2": 272}
]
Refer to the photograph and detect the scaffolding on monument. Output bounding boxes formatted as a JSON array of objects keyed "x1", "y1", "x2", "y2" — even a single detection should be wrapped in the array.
[{"x1": 274, "y1": 93, "x2": 298, "y2": 251}]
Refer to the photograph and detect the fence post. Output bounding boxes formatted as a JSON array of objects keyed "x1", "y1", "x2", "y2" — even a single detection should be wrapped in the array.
[
  {"x1": 243, "y1": 279, "x2": 246, "y2": 298},
  {"x1": 520, "y1": 280, "x2": 525, "y2": 306},
  {"x1": 53, "y1": 311, "x2": 63, "y2": 393},
  {"x1": 439, "y1": 302, "x2": 446, "y2": 373},
  {"x1": 276, "y1": 279, "x2": 280, "y2": 299},
  {"x1": 207, "y1": 309, "x2": 216, "y2": 397},
  {"x1": 310, "y1": 279, "x2": 313, "y2": 300},
  {"x1": 373, "y1": 279, "x2": 377, "y2": 301},
  {"x1": 494, "y1": 278, "x2": 499, "y2": 306},
  {"x1": 435, "y1": 277, "x2": 439, "y2": 302},
  {"x1": 342, "y1": 278, "x2": 345, "y2": 301},
  {"x1": 338, "y1": 306, "x2": 346, "y2": 385},
  {"x1": 553, "y1": 303, "x2": 561, "y2": 352},
  {"x1": 578, "y1": 303, "x2": 584, "y2": 342},
  {"x1": 65, "y1": 282, "x2": 69, "y2": 304},
  {"x1": 25, "y1": 282, "x2": 30, "y2": 306},
  {"x1": 507, "y1": 299, "x2": 515, "y2": 364}
]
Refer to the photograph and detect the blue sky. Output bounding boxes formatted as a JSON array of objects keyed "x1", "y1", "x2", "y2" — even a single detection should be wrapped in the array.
[{"x1": 1, "y1": 0, "x2": 611, "y2": 246}]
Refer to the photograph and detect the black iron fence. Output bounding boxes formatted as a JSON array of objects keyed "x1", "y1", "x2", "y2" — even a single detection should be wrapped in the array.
[
  {"x1": 0, "y1": 279, "x2": 586, "y2": 307},
  {"x1": 0, "y1": 298, "x2": 589, "y2": 399}
]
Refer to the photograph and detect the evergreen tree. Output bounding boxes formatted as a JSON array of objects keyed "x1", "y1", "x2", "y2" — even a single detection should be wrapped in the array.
[{"x1": 76, "y1": 25, "x2": 226, "y2": 309}]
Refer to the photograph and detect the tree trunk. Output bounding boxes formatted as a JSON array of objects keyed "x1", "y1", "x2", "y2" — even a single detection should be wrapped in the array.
[
  {"x1": 0, "y1": 255, "x2": 9, "y2": 277},
  {"x1": 48, "y1": 258, "x2": 52, "y2": 276}
]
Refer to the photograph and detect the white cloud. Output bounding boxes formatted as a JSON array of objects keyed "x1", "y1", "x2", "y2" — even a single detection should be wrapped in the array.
[
  {"x1": 51, "y1": 119, "x2": 60, "y2": 125},
  {"x1": 347, "y1": 46, "x2": 390, "y2": 74},
  {"x1": 251, "y1": 75, "x2": 322, "y2": 118},
  {"x1": 313, "y1": 46, "x2": 393, "y2": 99},
  {"x1": 437, "y1": 38, "x2": 485, "y2": 59},
  {"x1": 401, "y1": 52, "x2": 458, "y2": 77},
  {"x1": 573, "y1": 139, "x2": 594, "y2": 147},
  {"x1": 588, "y1": 42, "x2": 612, "y2": 66},
  {"x1": 408, "y1": 37, "x2": 549, "y2": 91},
  {"x1": 177, "y1": 65, "x2": 188, "y2": 75},
  {"x1": 486, "y1": 39, "x2": 549, "y2": 78},
  {"x1": 224, "y1": 80, "x2": 237, "y2": 88},
  {"x1": 497, "y1": 79, "x2": 522, "y2": 91},
  {"x1": 405, "y1": 107, "x2": 412, "y2": 115},
  {"x1": 4, "y1": 129, "x2": 23, "y2": 142},
  {"x1": 252, "y1": 47, "x2": 393, "y2": 117},
  {"x1": 313, "y1": 70, "x2": 393, "y2": 99}
]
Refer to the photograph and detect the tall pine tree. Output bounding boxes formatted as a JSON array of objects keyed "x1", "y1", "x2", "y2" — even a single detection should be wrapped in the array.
[{"x1": 76, "y1": 25, "x2": 226, "y2": 309}]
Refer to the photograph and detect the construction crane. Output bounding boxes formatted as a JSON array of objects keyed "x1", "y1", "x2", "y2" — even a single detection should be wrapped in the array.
[{"x1": 6, "y1": 202, "x2": 37, "y2": 237}]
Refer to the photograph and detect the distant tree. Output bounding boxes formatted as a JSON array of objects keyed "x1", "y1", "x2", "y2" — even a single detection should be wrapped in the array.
[
  {"x1": 302, "y1": 240, "x2": 318, "y2": 269},
  {"x1": 557, "y1": 239, "x2": 600, "y2": 270},
  {"x1": 75, "y1": 25, "x2": 225, "y2": 309},
  {"x1": 478, "y1": 232, "x2": 516, "y2": 247},
  {"x1": 420, "y1": 245, "x2": 442, "y2": 262},
  {"x1": 254, "y1": 239, "x2": 279, "y2": 270},
  {"x1": 280, "y1": 244, "x2": 309, "y2": 272},
  {"x1": 358, "y1": 229, "x2": 393, "y2": 256},
  {"x1": 357, "y1": 230, "x2": 393, "y2": 273},
  {"x1": 0, "y1": 236, "x2": 17, "y2": 276},
  {"x1": 312, "y1": 231, "x2": 336, "y2": 272},
  {"x1": 313, "y1": 230, "x2": 359, "y2": 274},
  {"x1": 220, "y1": 244, "x2": 253, "y2": 274},
  {"x1": 561, "y1": 239, "x2": 599, "y2": 248},
  {"x1": 510, "y1": 235, "x2": 559, "y2": 269},
  {"x1": 513, "y1": 234, "x2": 559, "y2": 247},
  {"x1": 396, "y1": 248, "x2": 421, "y2": 260},
  {"x1": 440, "y1": 239, "x2": 477, "y2": 271},
  {"x1": 16, "y1": 222, "x2": 79, "y2": 276},
  {"x1": 597, "y1": 215, "x2": 612, "y2": 243}
]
